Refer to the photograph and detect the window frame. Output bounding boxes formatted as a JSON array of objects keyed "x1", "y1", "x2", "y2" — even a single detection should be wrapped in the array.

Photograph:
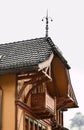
[{"x1": 25, "y1": 115, "x2": 46, "y2": 130}]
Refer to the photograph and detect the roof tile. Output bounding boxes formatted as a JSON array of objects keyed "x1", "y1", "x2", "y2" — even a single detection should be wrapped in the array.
[{"x1": 0, "y1": 37, "x2": 70, "y2": 74}]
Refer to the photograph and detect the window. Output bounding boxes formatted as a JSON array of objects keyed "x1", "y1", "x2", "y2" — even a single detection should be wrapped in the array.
[
  {"x1": 32, "y1": 84, "x2": 44, "y2": 94},
  {"x1": 0, "y1": 87, "x2": 2, "y2": 130},
  {"x1": 25, "y1": 116, "x2": 46, "y2": 130}
]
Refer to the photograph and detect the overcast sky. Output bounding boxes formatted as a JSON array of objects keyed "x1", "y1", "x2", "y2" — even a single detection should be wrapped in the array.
[{"x1": 0, "y1": 0, "x2": 84, "y2": 129}]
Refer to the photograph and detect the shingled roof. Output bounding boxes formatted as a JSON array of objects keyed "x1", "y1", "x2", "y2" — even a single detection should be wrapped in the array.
[{"x1": 0, "y1": 37, "x2": 70, "y2": 75}]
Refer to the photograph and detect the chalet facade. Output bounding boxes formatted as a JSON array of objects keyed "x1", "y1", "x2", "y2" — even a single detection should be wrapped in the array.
[{"x1": 0, "y1": 37, "x2": 78, "y2": 130}]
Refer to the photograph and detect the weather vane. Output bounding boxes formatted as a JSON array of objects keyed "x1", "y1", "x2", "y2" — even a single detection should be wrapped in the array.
[{"x1": 42, "y1": 10, "x2": 53, "y2": 37}]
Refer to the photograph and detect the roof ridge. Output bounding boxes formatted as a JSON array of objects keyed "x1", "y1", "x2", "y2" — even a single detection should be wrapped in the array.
[
  {"x1": 0, "y1": 36, "x2": 70, "y2": 75},
  {"x1": 47, "y1": 37, "x2": 70, "y2": 69},
  {"x1": 0, "y1": 37, "x2": 46, "y2": 46}
]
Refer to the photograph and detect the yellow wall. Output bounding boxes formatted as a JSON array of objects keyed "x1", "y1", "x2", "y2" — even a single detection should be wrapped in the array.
[{"x1": 0, "y1": 74, "x2": 16, "y2": 130}]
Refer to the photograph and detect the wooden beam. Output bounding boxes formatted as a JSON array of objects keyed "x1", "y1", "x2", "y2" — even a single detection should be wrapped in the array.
[
  {"x1": 24, "y1": 76, "x2": 50, "y2": 103},
  {"x1": 17, "y1": 67, "x2": 52, "y2": 99},
  {"x1": 17, "y1": 70, "x2": 43, "y2": 80},
  {"x1": 15, "y1": 100, "x2": 36, "y2": 117},
  {"x1": 17, "y1": 70, "x2": 45, "y2": 99},
  {"x1": 57, "y1": 97, "x2": 72, "y2": 110},
  {"x1": 54, "y1": 97, "x2": 57, "y2": 120},
  {"x1": 42, "y1": 70, "x2": 52, "y2": 81},
  {"x1": 17, "y1": 76, "x2": 38, "y2": 99}
]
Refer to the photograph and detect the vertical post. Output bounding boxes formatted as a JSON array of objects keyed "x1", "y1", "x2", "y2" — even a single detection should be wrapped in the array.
[
  {"x1": 33, "y1": 121, "x2": 35, "y2": 130},
  {"x1": 37, "y1": 123, "x2": 39, "y2": 130},
  {"x1": 28, "y1": 119, "x2": 30, "y2": 130},
  {"x1": 52, "y1": 97, "x2": 58, "y2": 130},
  {"x1": 60, "y1": 111, "x2": 63, "y2": 126},
  {"x1": 54, "y1": 96, "x2": 57, "y2": 120},
  {"x1": 42, "y1": 10, "x2": 53, "y2": 38},
  {"x1": 45, "y1": 10, "x2": 48, "y2": 37},
  {"x1": 58, "y1": 110, "x2": 60, "y2": 124}
]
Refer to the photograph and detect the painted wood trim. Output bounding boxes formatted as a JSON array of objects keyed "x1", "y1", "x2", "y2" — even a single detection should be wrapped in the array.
[{"x1": 38, "y1": 53, "x2": 54, "y2": 70}]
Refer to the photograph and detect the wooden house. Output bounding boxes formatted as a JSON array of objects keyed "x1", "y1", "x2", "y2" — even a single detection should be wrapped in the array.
[{"x1": 0, "y1": 37, "x2": 78, "y2": 130}]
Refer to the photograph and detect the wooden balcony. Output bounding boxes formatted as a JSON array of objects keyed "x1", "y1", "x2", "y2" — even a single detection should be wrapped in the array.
[{"x1": 31, "y1": 92, "x2": 54, "y2": 119}]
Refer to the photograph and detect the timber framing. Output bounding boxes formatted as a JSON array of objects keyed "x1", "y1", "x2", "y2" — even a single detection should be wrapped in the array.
[
  {"x1": 16, "y1": 100, "x2": 52, "y2": 126},
  {"x1": 24, "y1": 76, "x2": 50, "y2": 103},
  {"x1": 0, "y1": 36, "x2": 78, "y2": 130},
  {"x1": 17, "y1": 69, "x2": 51, "y2": 100}
]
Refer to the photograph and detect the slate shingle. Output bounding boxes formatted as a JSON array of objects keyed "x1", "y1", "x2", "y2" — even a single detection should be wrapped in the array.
[{"x1": 0, "y1": 37, "x2": 70, "y2": 74}]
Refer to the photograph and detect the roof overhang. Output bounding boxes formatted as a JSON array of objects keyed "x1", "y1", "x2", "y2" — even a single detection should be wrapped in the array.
[{"x1": 45, "y1": 55, "x2": 78, "y2": 109}]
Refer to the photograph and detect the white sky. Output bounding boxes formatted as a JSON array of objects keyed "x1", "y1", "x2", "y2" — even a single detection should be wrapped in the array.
[{"x1": 0, "y1": 0, "x2": 84, "y2": 129}]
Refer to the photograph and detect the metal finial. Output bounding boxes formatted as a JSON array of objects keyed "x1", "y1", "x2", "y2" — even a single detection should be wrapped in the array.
[{"x1": 42, "y1": 10, "x2": 53, "y2": 37}]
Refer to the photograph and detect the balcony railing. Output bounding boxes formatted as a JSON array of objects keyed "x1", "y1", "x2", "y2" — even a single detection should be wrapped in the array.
[
  {"x1": 31, "y1": 92, "x2": 54, "y2": 119},
  {"x1": 46, "y1": 92, "x2": 54, "y2": 111}
]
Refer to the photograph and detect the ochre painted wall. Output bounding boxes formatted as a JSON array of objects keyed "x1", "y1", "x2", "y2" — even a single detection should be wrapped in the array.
[{"x1": 0, "y1": 74, "x2": 16, "y2": 130}]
